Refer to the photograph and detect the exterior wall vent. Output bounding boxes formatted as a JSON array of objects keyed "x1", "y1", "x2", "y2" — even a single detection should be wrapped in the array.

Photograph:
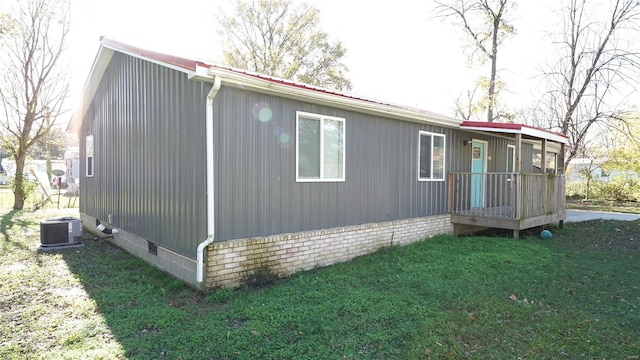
[{"x1": 148, "y1": 241, "x2": 158, "y2": 255}]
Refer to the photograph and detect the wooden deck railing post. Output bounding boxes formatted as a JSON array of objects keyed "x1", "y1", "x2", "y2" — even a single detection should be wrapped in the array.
[
  {"x1": 447, "y1": 172, "x2": 454, "y2": 213},
  {"x1": 449, "y1": 172, "x2": 566, "y2": 234}
]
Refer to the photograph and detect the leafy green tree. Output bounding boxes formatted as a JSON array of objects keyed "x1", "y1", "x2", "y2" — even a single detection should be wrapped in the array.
[
  {"x1": 217, "y1": 0, "x2": 352, "y2": 91},
  {"x1": 0, "y1": 0, "x2": 70, "y2": 209},
  {"x1": 435, "y1": 0, "x2": 517, "y2": 122},
  {"x1": 29, "y1": 127, "x2": 67, "y2": 160},
  {"x1": 604, "y1": 111, "x2": 640, "y2": 176}
]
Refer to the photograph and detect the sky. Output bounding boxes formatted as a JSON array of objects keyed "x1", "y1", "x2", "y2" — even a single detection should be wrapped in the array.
[{"x1": 4, "y1": 0, "x2": 632, "y2": 125}]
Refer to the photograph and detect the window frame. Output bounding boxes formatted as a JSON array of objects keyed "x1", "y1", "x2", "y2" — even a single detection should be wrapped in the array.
[
  {"x1": 418, "y1": 131, "x2": 446, "y2": 182},
  {"x1": 86, "y1": 134, "x2": 94, "y2": 178},
  {"x1": 295, "y1": 111, "x2": 346, "y2": 182}
]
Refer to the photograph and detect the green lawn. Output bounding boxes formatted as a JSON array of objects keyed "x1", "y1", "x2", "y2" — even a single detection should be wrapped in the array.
[{"x1": 1, "y1": 207, "x2": 639, "y2": 359}]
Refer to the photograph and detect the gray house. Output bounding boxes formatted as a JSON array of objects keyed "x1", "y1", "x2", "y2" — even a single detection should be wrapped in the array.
[{"x1": 68, "y1": 37, "x2": 568, "y2": 289}]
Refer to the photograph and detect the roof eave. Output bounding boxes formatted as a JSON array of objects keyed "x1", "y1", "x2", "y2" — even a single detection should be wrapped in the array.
[
  {"x1": 201, "y1": 65, "x2": 462, "y2": 128},
  {"x1": 460, "y1": 122, "x2": 569, "y2": 145}
]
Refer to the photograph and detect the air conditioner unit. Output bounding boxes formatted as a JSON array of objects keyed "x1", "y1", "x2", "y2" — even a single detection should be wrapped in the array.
[{"x1": 40, "y1": 217, "x2": 83, "y2": 247}]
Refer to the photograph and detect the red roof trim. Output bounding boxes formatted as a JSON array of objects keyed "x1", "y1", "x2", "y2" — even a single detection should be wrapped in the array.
[
  {"x1": 461, "y1": 121, "x2": 523, "y2": 130},
  {"x1": 460, "y1": 120, "x2": 568, "y2": 140},
  {"x1": 197, "y1": 61, "x2": 450, "y2": 118},
  {"x1": 101, "y1": 37, "x2": 198, "y2": 72},
  {"x1": 94, "y1": 38, "x2": 458, "y2": 124}
]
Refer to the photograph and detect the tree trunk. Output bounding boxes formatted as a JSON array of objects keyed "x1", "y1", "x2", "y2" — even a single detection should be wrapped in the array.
[
  {"x1": 487, "y1": 53, "x2": 497, "y2": 122},
  {"x1": 487, "y1": 15, "x2": 499, "y2": 123},
  {"x1": 13, "y1": 152, "x2": 26, "y2": 210}
]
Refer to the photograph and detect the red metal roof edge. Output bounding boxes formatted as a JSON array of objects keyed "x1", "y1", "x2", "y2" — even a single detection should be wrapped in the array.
[
  {"x1": 460, "y1": 121, "x2": 568, "y2": 140},
  {"x1": 197, "y1": 61, "x2": 454, "y2": 119},
  {"x1": 100, "y1": 37, "x2": 198, "y2": 72},
  {"x1": 99, "y1": 39, "x2": 456, "y2": 121}
]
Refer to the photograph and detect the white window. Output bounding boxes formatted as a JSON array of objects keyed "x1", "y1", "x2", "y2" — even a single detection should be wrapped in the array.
[
  {"x1": 296, "y1": 112, "x2": 345, "y2": 182},
  {"x1": 507, "y1": 144, "x2": 515, "y2": 180},
  {"x1": 418, "y1": 131, "x2": 446, "y2": 181},
  {"x1": 86, "y1": 135, "x2": 94, "y2": 177}
]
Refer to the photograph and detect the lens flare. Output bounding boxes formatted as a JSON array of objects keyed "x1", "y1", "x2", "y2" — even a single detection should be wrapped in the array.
[{"x1": 253, "y1": 101, "x2": 272, "y2": 123}]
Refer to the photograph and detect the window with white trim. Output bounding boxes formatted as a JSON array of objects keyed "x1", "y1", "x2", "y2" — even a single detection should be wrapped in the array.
[
  {"x1": 418, "y1": 131, "x2": 445, "y2": 181},
  {"x1": 86, "y1": 135, "x2": 94, "y2": 177},
  {"x1": 296, "y1": 112, "x2": 345, "y2": 182}
]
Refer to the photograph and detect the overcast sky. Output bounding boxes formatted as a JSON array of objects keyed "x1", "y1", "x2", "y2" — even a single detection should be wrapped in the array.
[{"x1": 54, "y1": 0, "x2": 635, "y2": 121}]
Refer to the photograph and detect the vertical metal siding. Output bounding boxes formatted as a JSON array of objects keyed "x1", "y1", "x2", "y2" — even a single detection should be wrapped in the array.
[
  {"x1": 212, "y1": 87, "x2": 462, "y2": 241},
  {"x1": 78, "y1": 52, "x2": 536, "y2": 251},
  {"x1": 79, "y1": 53, "x2": 207, "y2": 258}
]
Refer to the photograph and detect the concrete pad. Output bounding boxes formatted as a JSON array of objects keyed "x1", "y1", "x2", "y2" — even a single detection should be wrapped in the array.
[
  {"x1": 37, "y1": 242, "x2": 85, "y2": 251},
  {"x1": 565, "y1": 210, "x2": 640, "y2": 223}
]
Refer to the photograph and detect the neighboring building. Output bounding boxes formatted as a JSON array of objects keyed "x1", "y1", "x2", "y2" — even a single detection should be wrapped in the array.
[
  {"x1": 68, "y1": 38, "x2": 568, "y2": 289},
  {"x1": 1, "y1": 159, "x2": 66, "y2": 182},
  {"x1": 566, "y1": 158, "x2": 638, "y2": 183}
]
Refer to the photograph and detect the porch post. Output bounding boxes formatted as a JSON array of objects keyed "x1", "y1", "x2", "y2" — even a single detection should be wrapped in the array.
[
  {"x1": 541, "y1": 139, "x2": 547, "y2": 173},
  {"x1": 559, "y1": 142, "x2": 566, "y2": 230},
  {"x1": 514, "y1": 133, "x2": 521, "y2": 172},
  {"x1": 558, "y1": 143, "x2": 566, "y2": 174}
]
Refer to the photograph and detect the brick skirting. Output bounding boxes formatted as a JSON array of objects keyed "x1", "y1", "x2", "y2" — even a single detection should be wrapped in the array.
[{"x1": 206, "y1": 214, "x2": 452, "y2": 289}]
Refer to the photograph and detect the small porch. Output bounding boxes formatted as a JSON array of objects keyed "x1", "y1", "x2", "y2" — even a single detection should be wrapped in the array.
[
  {"x1": 450, "y1": 121, "x2": 569, "y2": 238},
  {"x1": 447, "y1": 172, "x2": 566, "y2": 238}
]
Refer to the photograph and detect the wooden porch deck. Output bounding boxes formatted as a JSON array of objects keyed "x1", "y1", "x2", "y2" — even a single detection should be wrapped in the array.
[{"x1": 448, "y1": 172, "x2": 566, "y2": 238}]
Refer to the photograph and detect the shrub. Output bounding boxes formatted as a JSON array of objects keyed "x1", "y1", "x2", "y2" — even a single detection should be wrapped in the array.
[
  {"x1": 565, "y1": 181, "x2": 587, "y2": 199},
  {"x1": 592, "y1": 176, "x2": 639, "y2": 201},
  {"x1": 9, "y1": 174, "x2": 39, "y2": 203}
]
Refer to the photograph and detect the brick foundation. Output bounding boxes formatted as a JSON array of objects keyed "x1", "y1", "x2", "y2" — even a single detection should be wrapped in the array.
[{"x1": 205, "y1": 214, "x2": 452, "y2": 289}]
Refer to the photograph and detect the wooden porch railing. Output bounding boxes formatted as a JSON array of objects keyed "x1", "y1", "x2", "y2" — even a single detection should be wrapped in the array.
[{"x1": 447, "y1": 172, "x2": 566, "y2": 220}]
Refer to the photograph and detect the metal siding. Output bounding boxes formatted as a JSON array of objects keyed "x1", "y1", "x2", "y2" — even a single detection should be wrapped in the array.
[
  {"x1": 521, "y1": 144, "x2": 534, "y2": 172},
  {"x1": 79, "y1": 53, "x2": 207, "y2": 258},
  {"x1": 77, "y1": 53, "x2": 532, "y2": 249},
  {"x1": 212, "y1": 87, "x2": 457, "y2": 241}
]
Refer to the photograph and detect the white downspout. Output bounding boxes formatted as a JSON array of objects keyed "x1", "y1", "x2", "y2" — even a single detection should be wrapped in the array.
[{"x1": 197, "y1": 75, "x2": 221, "y2": 284}]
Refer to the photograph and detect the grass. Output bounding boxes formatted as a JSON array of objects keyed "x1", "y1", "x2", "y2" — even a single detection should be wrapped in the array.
[
  {"x1": 1, "y1": 206, "x2": 639, "y2": 359},
  {"x1": 566, "y1": 198, "x2": 640, "y2": 214}
]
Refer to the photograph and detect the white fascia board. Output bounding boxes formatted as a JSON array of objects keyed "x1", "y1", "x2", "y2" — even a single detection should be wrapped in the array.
[
  {"x1": 521, "y1": 127, "x2": 568, "y2": 145},
  {"x1": 204, "y1": 67, "x2": 462, "y2": 128}
]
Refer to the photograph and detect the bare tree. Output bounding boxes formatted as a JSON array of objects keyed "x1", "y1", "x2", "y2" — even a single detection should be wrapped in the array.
[
  {"x1": 538, "y1": 0, "x2": 640, "y2": 168},
  {"x1": 454, "y1": 87, "x2": 480, "y2": 121},
  {"x1": 0, "y1": 0, "x2": 70, "y2": 209},
  {"x1": 217, "y1": 0, "x2": 352, "y2": 91},
  {"x1": 435, "y1": 0, "x2": 517, "y2": 122}
]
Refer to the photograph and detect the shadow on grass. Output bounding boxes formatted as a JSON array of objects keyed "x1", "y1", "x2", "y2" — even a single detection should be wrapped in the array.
[
  {"x1": 1, "y1": 209, "x2": 38, "y2": 253},
  {"x1": 56, "y1": 221, "x2": 640, "y2": 359},
  {"x1": 60, "y1": 238, "x2": 214, "y2": 359}
]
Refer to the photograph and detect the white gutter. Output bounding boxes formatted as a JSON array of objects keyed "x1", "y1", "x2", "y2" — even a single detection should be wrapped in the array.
[{"x1": 197, "y1": 75, "x2": 222, "y2": 284}]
